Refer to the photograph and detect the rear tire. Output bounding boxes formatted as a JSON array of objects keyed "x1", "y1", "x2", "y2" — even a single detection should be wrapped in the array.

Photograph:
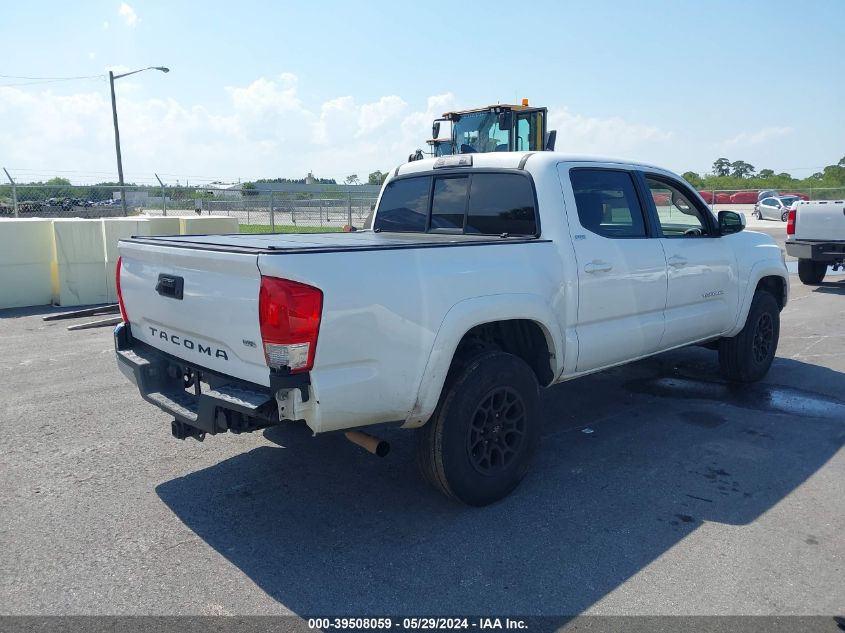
[
  {"x1": 416, "y1": 350, "x2": 540, "y2": 506},
  {"x1": 797, "y1": 259, "x2": 827, "y2": 285},
  {"x1": 719, "y1": 291, "x2": 780, "y2": 383},
  {"x1": 781, "y1": 211, "x2": 788, "y2": 222}
]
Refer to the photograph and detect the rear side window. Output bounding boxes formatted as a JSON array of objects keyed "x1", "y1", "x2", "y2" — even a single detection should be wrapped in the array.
[
  {"x1": 373, "y1": 177, "x2": 431, "y2": 232},
  {"x1": 569, "y1": 169, "x2": 647, "y2": 238},
  {"x1": 466, "y1": 173, "x2": 537, "y2": 235}
]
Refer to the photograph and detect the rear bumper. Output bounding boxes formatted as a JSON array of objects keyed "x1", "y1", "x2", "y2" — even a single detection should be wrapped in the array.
[
  {"x1": 115, "y1": 322, "x2": 283, "y2": 437},
  {"x1": 785, "y1": 239, "x2": 845, "y2": 262}
]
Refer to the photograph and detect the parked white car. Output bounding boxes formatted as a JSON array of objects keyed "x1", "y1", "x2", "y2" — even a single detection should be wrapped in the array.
[{"x1": 114, "y1": 152, "x2": 789, "y2": 505}]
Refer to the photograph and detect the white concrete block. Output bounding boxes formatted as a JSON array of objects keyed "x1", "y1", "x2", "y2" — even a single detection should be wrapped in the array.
[
  {"x1": 179, "y1": 216, "x2": 239, "y2": 235},
  {"x1": 0, "y1": 218, "x2": 54, "y2": 308},
  {"x1": 51, "y1": 219, "x2": 108, "y2": 306}
]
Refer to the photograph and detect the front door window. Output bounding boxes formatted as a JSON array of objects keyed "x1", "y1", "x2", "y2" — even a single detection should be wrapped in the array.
[{"x1": 645, "y1": 178, "x2": 711, "y2": 237}]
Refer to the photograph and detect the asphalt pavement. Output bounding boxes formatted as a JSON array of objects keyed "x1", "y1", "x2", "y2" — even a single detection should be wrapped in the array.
[{"x1": 0, "y1": 269, "x2": 842, "y2": 619}]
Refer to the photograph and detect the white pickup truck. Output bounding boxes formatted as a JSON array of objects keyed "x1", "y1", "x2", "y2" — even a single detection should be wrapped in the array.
[
  {"x1": 785, "y1": 199, "x2": 845, "y2": 284},
  {"x1": 115, "y1": 152, "x2": 788, "y2": 505}
]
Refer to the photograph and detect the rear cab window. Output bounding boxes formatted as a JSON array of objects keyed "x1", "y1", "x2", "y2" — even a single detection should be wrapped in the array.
[{"x1": 373, "y1": 172, "x2": 538, "y2": 236}]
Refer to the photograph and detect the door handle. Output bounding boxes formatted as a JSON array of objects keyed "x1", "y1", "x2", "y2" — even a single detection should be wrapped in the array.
[
  {"x1": 667, "y1": 255, "x2": 687, "y2": 268},
  {"x1": 584, "y1": 260, "x2": 613, "y2": 273}
]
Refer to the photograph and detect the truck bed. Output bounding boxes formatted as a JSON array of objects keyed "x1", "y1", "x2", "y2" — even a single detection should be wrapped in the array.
[{"x1": 127, "y1": 230, "x2": 545, "y2": 254}]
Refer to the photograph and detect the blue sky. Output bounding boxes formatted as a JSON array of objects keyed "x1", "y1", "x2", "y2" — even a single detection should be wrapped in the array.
[{"x1": 1, "y1": 0, "x2": 843, "y2": 185}]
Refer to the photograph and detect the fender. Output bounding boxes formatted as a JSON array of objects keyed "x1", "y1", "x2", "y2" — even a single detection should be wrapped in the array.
[
  {"x1": 402, "y1": 293, "x2": 565, "y2": 428},
  {"x1": 725, "y1": 259, "x2": 789, "y2": 337}
]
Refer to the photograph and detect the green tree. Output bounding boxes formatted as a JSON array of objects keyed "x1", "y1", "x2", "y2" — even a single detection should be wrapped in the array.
[
  {"x1": 345, "y1": 174, "x2": 360, "y2": 185},
  {"x1": 681, "y1": 171, "x2": 702, "y2": 187},
  {"x1": 367, "y1": 170, "x2": 388, "y2": 185},
  {"x1": 667, "y1": 156, "x2": 843, "y2": 200},
  {"x1": 241, "y1": 182, "x2": 259, "y2": 196},
  {"x1": 712, "y1": 158, "x2": 731, "y2": 177},
  {"x1": 730, "y1": 160, "x2": 755, "y2": 178}
]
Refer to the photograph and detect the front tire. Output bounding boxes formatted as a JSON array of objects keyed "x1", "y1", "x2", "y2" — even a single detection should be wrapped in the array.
[
  {"x1": 416, "y1": 350, "x2": 540, "y2": 506},
  {"x1": 719, "y1": 291, "x2": 780, "y2": 383},
  {"x1": 798, "y1": 259, "x2": 826, "y2": 285}
]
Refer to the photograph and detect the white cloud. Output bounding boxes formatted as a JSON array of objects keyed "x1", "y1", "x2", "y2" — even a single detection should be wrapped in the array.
[
  {"x1": 118, "y1": 2, "x2": 138, "y2": 27},
  {"x1": 226, "y1": 74, "x2": 303, "y2": 116},
  {"x1": 88, "y1": 51, "x2": 96, "y2": 60},
  {"x1": 314, "y1": 96, "x2": 358, "y2": 145},
  {"x1": 0, "y1": 75, "x2": 678, "y2": 183},
  {"x1": 720, "y1": 126, "x2": 793, "y2": 148},
  {"x1": 358, "y1": 96, "x2": 407, "y2": 137},
  {"x1": 548, "y1": 109, "x2": 672, "y2": 157},
  {"x1": 103, "y1": 20, "x2": 109, "y2": 29},
  {"x1": 400, "y1": 93, "x2": 456, "y2": 148}
]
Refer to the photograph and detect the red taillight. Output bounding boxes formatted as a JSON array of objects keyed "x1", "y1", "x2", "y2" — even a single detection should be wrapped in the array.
[
  {"x1": 258, "y1": 276, "x2": 323, "y2": 374},
  {"x1": 115, "y1": 256, "x2": 129, "y2": 323},
  {"x1": 786, "y1": 209, "x2": 796, "y2": 235}
]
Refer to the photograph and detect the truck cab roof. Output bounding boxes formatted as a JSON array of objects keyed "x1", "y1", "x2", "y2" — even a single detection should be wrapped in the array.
[{"x1": 393, "y1": 151, "x2": 668, "y2": 179}]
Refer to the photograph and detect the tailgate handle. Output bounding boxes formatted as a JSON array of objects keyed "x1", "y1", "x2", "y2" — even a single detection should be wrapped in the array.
[{"x1": 155, "y1": 274, "x2": 184, "y2": 300}]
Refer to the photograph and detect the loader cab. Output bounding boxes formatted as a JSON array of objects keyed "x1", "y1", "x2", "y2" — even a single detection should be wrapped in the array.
[
  {"x1": 427, "y1": 137, "x2": 455, "y2": 157},
  {"x1": 446, "y1": 102, "x2": 554, "y2": 155},
  {"x1": 407, "y1": 101, "x2": 556, "y2": 162}
]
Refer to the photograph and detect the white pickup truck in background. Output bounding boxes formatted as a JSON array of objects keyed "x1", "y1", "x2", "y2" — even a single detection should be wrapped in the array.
[
  {"x1": 785, "y1": 199, "x2": 845, "y2": 284},
  {"x1": 114, "y1": 152, "x2": 788, "y2": 505}
]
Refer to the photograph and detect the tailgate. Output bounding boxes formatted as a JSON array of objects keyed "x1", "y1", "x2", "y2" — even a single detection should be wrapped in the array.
[
  {"x1": 118, "y1": 240, "x2": 269, "y2": 387},
  {"x1": 795, "y1": 201, "x2": 845, "y2": 241}
]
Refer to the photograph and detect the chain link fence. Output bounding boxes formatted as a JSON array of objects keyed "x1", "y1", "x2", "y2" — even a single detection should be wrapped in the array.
[
  {"x1": 0, "y1": 183, "x2": 381, "y2": 233},
  {"x1": 3, "y1": 181, "x2": 843, "y2": 229}
]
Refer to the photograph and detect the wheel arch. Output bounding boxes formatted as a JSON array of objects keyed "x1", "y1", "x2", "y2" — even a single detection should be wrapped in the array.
[
  {"x1": 725, "y1": 263, "x2": 788, "y2": 338},
  {"x1": 403, "y1": 294, "x2": 564, "y2": 428}
]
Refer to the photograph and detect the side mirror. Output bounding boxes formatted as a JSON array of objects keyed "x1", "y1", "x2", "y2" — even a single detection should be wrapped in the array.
[
  {"x1": 432, "y1": 121, "x2": 440, "y2": 139},
  {"x1": 498, "y1": 111, "x2": 513, "y2": 130},
  {"x1": 718, "y1": 210, "x2": 745, "y2": 235}
]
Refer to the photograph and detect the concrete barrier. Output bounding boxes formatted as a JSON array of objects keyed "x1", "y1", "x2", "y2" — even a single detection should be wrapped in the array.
[
  {"x1": 50, "y1": 219, "x2": 108, "y2": 307},
  {"x1": 103, "y1": 218, "x2": 152, "y2": 303},
  {"x1": 0, "y1": 219, "x2": 55, "y2": 309},
  {"x1": 1, "y1": 215, "x2": 239, "y2": 310},
  {"x1": 179, "y1": 216, "x2": 239, "y2": 235},
  {"x1": 142, "y1": 216, "x2": 181, "y2": 236}
]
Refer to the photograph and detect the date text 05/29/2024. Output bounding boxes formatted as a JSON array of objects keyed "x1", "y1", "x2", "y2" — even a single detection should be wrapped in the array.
[{"x1": 307, "y1": 618, "x2": 528, "y2": 630}]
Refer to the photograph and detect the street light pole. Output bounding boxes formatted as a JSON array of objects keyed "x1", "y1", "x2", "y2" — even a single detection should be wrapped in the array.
[
  {"x1": 108, "y1": 71, "x2": 127, "y2": 216},
  {"x1": 154, "y1": 172, "x2": 167, "y2": 217},
  {"x1": 3, "y1": 168, "x2": 18, "y2": 218},
  {"x1": 108, "y1": 66, "x2": 169, "y2": 217}
]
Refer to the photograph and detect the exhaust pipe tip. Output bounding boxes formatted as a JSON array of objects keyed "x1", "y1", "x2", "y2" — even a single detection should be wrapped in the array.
[{"x1": 345, "y1": 431, "x2": 390, "y2": 457}]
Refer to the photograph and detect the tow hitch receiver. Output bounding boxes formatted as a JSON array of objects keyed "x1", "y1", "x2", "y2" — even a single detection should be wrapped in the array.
[{"x1": 172, "y1": 419, "x2": 205, "y2": 441}]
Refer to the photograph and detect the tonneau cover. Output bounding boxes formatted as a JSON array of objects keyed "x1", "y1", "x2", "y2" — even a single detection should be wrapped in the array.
[{"x1": 125, "y1": 230, "x2": 540, "y2": 254}]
